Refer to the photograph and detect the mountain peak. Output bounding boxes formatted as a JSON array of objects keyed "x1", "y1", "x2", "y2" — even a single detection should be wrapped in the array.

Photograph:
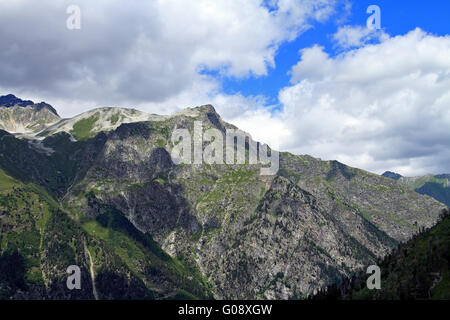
[
  {"x1": 34, "y1": 102, "x2": 59, "y2": 116},
  {"x1": 382, "y1": 171, "x2": 403, "y2": 181},
  {"x1": 194, "y1": 104, "x2": 217, "y2": 113},
  {"x1": 0, "y1": 94, "x2": 60, "y2": 135},
  {"x1": 0, "y1": 94, "x2": 34, "y2": 107},
  {"x1": 0, "y1": 94, "x2": 58, "y2": 116},
  {"x1": 174, "y1": 104, "x2": 219, "y2": 118},
  {"x1": 38, "y1": 106, "x2": 165, "y2": 140}
]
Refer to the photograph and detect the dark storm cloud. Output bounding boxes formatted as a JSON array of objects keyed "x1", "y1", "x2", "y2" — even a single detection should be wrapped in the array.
[{"x1": 0, "y1": 1, "x2": 193, "y2": 104}]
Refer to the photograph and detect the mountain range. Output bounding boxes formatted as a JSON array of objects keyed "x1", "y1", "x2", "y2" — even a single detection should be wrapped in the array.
[
  {"x1": 0, "y1": 94, "x2": 446, "y2": 300},
  {"x1": 382, "y1": 171, "x2": 450, "y2": 207}
]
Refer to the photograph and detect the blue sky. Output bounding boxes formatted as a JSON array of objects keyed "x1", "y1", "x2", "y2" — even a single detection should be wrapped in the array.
[{"x1": 220, "y1": 0, "x2": 450, "y2": 106}]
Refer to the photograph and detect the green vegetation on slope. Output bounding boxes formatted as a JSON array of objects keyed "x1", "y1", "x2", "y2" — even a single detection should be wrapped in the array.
[
  {"x1": 108, "y1": 112, "x2": 120, "y2": 125},
  {"x1": 82, "y1": 204, "x2": 213, "y2": 299},
  {"x1": 0, "y1": 168, "x2": 84, "y2": 298},
  {"x1": 70, "y1": 114, "x2": 99, "y2": 140},
  {"x1": 0, "y1": 168, "x2": 212, "y2": 299}
]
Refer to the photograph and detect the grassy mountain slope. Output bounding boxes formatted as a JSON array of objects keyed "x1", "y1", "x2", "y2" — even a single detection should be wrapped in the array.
[{"x1": 0, "y1": 168, "x2": 212, "y2": 299}]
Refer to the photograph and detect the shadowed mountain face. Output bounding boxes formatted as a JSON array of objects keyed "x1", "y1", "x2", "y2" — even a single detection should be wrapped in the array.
[
  {"x1": 0, "y1": 95, "x2": 445, "y2": 299},
  {"x1": 383, "y1": 171, "x2": 450, "y2": 207}
]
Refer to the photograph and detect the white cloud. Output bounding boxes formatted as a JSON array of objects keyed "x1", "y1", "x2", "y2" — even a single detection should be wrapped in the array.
[
  {"x1": 332, "y1": 25, "x2": 389, "y2": 49},
  {"x1": 273, "y1": 28, "x2": 450, "y2": 175},
  {"x1": 0, "y1": 0, "x2": 337, "y2": 112},
  {"x1": 289, "y1": 45, "x2": 333, "y2": 82}
]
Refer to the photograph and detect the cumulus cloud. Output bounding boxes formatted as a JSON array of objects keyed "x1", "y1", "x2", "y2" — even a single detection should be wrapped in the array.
[
  {"x1": 275, "y1": 28, "x2": 450, "y2": 175},
  {"x1": 332, "y1": 25, "x2": 389, "y2": 49},
  {"x1": 0, "y1": 0, "x2": 336, "y2": 112}
]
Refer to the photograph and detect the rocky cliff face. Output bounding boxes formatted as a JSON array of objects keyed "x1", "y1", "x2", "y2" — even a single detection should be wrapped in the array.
[
  {"x1": 314, "y1": 209, "x2": 450, "y2": 300},
  {"x1": 0, "y1": 96, "x2": 445, "y2": 299}
]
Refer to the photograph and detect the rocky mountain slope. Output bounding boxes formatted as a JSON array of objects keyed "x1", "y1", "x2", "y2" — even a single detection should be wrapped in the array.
[
  {"x1": 0, "y1": 95, "x2": 446, "y2": 299},
  {"x1": 0, "y1": 94, "x2": 60, "y2": 135},
  {"x1": 383, "y1": 171, "x2": 450, "y2": 207},
  {"x1": 37, "y1": 107, "x2": 166, "y2": 141},
  {"x1": 314, "y1": 208, "x2": 450, "y2": 300}
]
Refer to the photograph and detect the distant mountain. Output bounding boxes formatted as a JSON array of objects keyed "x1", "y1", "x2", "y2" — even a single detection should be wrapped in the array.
[
  {"x1": 0, "y1": 94, "x2": 60, "y2": 135},
  {"x1": 383, "y1": 171, "x2": 450, "y2": 207},
  {"x1": 0, "y1": 94, "x2": 34, "y2": 107},
  {"x1": 37, "y1": 107, "x2": 166, "y2": 140},
  {"x1": 0, "y1": 94, "x2": 175, "y2": 140},
  {"x1": 0, "y1": 95, "x2": 446, "y2": 299},
  {"x1": 381, "y1": 171, "x2": 402, "y2": 181}
]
